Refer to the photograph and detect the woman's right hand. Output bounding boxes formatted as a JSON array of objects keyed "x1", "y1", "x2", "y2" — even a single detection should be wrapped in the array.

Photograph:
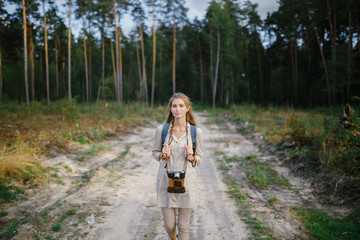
[{"x1": 162, "y1": 144, "x2": 171, "y2": 157}]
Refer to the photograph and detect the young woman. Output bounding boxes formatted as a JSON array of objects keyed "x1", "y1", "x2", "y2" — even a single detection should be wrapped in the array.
[{"x1": 152, "y1": 93, "x2": 203, "y2": 240}]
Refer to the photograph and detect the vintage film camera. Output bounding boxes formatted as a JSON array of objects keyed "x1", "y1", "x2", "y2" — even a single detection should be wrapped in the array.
[{"x1": 167, "y1": 169, "x2": 186, "y2": 193}]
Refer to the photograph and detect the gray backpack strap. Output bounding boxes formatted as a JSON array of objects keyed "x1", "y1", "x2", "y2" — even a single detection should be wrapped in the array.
[
  {"x1": 161, "y1": 123, "x2": 170, "y2": 147},
  {"x1": 190, "y1": 125, "x2": 197, "y2": 154}
]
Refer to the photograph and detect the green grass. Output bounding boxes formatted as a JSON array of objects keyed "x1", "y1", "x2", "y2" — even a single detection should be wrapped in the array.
[
  {"x1": 223, "y1": 177, "x2": 275, "y2": 238},
  {"x1": 0, "y1": 221, "x2": 19, "y2": 239},
  {"x1": 51, "y1": 223, "x2": 61, "y2": 232},
  {"x1": 217, "y1": 153, "x2": 276, "y2": 239},
  {"x1": 55, "y1": 179, "x2": 65, "y2": 185},
  {"x1": 296, "y1": 208, "x2": 360, "y2": 240},
  {"x1": 226, "y1": 155, "x2": 291, "y2": 189},
  {"x1": 0, "y1": 183, "x2": 24, "y2": 203},
  {"x1": 0, "y1": 210, "x2": 8, "y2": 217},
  {"x1": 267, "y1": 197, "x2": 279, "y2": 204},
  {"x1": 212, "y1": 104, "x2": 360, "y2": 177},
  {"x1": 246, "y1": 162, "x2": 291, "y2": 189},
  {"x1": 82, "y1": 170, "x2": 96, "y2": 183},
  {"x1": 86, "y1": 144, "x2": 110, "y2": 155},
  {"x1": 0, "y1": 101, "x2": 166, "y2": 187}
]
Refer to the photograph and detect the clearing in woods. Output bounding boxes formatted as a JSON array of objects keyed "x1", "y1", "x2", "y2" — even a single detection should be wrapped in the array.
[{"x1": 1, "y1": 113, "x2": 350, "y2": 239}]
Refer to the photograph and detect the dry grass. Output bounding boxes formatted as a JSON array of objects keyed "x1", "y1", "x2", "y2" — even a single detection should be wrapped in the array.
[
  {"x1": 0, "y1": 101, "x2": 165, "y2": 183},
  {"x1": 0, "y1": 138, "x2": 41, "y2": 180},
  {"x1": 225, "y1": 104, "x2": 326, "y2": 145}
]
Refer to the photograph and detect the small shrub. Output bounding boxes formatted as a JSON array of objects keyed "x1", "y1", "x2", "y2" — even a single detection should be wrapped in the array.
[
  {"x1": 319, "y1": 106, "x2": 360, "y2": 176},
  {"x1": 0, "y1": 221, "x2": 19, "y2": 239},
  {"x1": 76, "y1": 136, "x2": 89, "y2": 144},
  {"x1": 66, "y1": 209, "x2": 77, "y2": 216},
  {"x1": 51, "y1": 223, "x2": 61, "y2": 232},
  {"x1": 0, "y1": 183, "x2": 24, "y2": 203},
  {"x1": 0, "y1": 210, "x2": 8, "y2": 217},
  {"x1": 267, "y1": 197, "x2": 279, "y2": 204}
]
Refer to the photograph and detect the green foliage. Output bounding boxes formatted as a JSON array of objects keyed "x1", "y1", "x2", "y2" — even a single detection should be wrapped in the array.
[
  {"x1": 296, "y1": 208, "x2": 360, "y2": 240},
  {"x1": 0, "y1": 210, "x2": 8, "y2": 217},
  {"x1": 55, "y1": 179, "x2": 65, "y2": 185},
  {"x1": 66, "y1": 209, "x2": 77, "y2": 216},
  {"x1": 0, "y1": 183, "x2": 24, "y2": 203},
  {"x1": 0, "y1": 221, "x2": 19, "y2": 239},
  {"x1": 86, "y1": 144, "x2": 109, "y2": 155},
  {"x1": 267, "y1": 197, "x2": 279, "y2": 204},
  {"x1": 319, "y1": 106, "x2": 360, "y2": 176},
  {"x1": 220, "y1": 104, "x2": 360, "y2": 176},
  {"x1": 51, "y1": 223, "x2": 61, "y2": 232},
  {"x1": 76, "y1": 136, "x2": 90, "y2": 144},
  {"x1": 240, "y1": 156, "x2": 291, "y2": 189}
]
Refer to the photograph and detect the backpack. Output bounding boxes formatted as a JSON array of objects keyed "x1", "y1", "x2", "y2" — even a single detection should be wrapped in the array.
[{"x1": 161, "y1": 123, "x2": 197, "y2": 155}]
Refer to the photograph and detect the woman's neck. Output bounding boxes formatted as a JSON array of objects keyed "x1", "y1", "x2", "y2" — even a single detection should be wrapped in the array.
[{"x1": 172, "y1": 117, "x2": 187, "y2": 130}]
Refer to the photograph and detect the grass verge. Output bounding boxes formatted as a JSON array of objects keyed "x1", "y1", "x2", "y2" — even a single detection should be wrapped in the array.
[
  {"x1": 296, "y1": 208, "x2": 360, "y2": 240},
  {"x1": 216, "y1": 153, "x2": 277, "y2": 239},
  {"x1": 0, "y1": 100, "x2": 165, "y2": 203},
  {"x1": 210, "y1": 103, "x2": 360, "y2": 176}
]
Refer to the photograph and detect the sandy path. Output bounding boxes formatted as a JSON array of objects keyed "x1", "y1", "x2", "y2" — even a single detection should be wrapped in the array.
[
  {"x1": 3, "y1": 112, "x2": 352, "y2": 239},
  {"x1": 85, "y1": 113, "x2": 251, "y2": 239}
]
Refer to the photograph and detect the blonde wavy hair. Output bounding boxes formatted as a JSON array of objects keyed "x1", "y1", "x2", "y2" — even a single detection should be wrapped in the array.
[{"x1": 166, "y1": 93, "x2": 196, "y2": 126}]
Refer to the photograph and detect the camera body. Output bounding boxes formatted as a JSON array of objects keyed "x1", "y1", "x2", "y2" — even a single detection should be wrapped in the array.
[{"x1": 167, "y1": 169, "x2": 185, "y2": 193}]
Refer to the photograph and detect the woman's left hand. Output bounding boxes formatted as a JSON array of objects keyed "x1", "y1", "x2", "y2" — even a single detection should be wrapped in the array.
[{"x1": 185, "y1": 144, "x2": 194, "y2": 161}]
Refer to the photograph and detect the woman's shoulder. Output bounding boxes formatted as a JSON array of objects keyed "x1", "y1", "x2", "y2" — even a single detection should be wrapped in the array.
[
  {"x1": 194, "y1": 125, "x2": 202, "y2": 136},
  {"x1": 155, "y1": 123, "x2": 169, "y2": 133}
]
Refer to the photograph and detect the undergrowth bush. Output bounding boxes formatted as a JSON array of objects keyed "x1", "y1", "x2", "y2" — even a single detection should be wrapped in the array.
[
  {"x1": 319, "y1": 105, "x2": 360, "y2": 175},
  {"x1": 217, "y1": 102, "x2": 360, "y2": 176}
]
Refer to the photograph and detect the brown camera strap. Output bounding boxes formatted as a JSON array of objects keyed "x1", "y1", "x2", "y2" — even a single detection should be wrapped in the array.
[{"x1": 163, "y1": 124, "x2": 189, "y2": 172}]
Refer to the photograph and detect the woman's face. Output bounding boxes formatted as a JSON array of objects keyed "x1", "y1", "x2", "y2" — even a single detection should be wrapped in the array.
[{"x1": 170, "y1": 98, "x2": 188, "y2": 120}]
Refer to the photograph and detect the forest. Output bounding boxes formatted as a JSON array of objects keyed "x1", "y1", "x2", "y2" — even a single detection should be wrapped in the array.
[
  {"x1": 1, "y1": 1, "x2": 360, "y2": 239},
  {"x1": 0, "y1": 0, "x2": 359, "y2": 107}
]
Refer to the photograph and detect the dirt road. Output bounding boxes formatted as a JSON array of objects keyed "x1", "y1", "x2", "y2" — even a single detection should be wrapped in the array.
[
  {"x1": 84, "y1": 113, "x2": 252, "y2": 239},
  {"x1": 3, "y1": 112, "x2": 347, "y2": 239}
]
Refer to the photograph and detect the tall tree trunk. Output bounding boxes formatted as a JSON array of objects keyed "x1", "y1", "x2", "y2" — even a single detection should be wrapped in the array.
[
  {"x1": 151, "y1": 0, "x2": 156, "y2": 107},
  {"x1": 198, "y1": 36, "x2": 204, "y2": 102},
  {"x1": 113, "y1": 0, "x2": 121, "y2": 103},
  {"x1": 135, "y1": 40, "x2": 143, "y2": 99},
  {"x1": 347, "y1": 0, "x2": 352, "y2": 102},
  {"x1": 172, "y1": 19, "x2": 176, "y2": 94},
  {"x1": 210, "y1": 29, "x2": 214, "y2": 86},
  {"x1": 295, "y1": 45, "x2": 298, "y2": 105},
  {"x1": 55, "y1": 40, "x2": 59, "y2": 98},
  {"x1": 68, "y1": 0, "x2": 72, "y2": 99},
  {"x1": 100, "y1": 31, "x2": 105, "y2": 100},
  {"x1": 22, "y1": 0, "x2": 29, "y2": 105},
  {"x1": 88, "y1": 28, "x2": 92, "y2": 102},
  {"x1": 212, "y1": 27, "x2": 220, "y2": 109},
  {"x1": 118, "y1": 26, "x2": 123, "y2": 102},
  {"x1": 0, "y1": 41, "x2": 2, "y2": 101},
  {"x1": 245, "y1": 39, "x2": 250, "y2": 102},
  {"x1": 255, "y1": 32, "x2": 264, "y2": 104},
  {"x1": 289, "y1": 41, "x2": 298, "y2": 106},
  {"x1": 43, "y1": 0, "x2": 50, "y2": 104},
  {"x1": 305, "y1": 0, "x2": 331, "y2": 106},
  {"x1": 139, "y1": 21, "x2": 148, "y2": 103},
  {"x1": 27, "y1": 12, "x2": 35, "y2": 101},
  {"x1": 327, "y1": 0, "x2": 337, "y2": 104},
  {"x1": 357, "y1": 16, "x2": 359, "y2": 56},
  {"x1": 356, "y1": 16, "x2": 360, "y2": 55},
  {"x1": 83, "y1": 17, "x2": 89, "y2": 103},
  {"x1": 127, "y1": 57, "x2": 132, "y2": 100},
  {"x1": 108, "y1": 12, "x2": 117, "y2": 100},
  {"x1": 62, "y1": 55, "x2": 66, "y2": 95}
]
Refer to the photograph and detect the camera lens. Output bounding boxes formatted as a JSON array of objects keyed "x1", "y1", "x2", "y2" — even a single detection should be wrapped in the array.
[{"x1": 174, "y1": 172, "x2": 180, "y2": 179}]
